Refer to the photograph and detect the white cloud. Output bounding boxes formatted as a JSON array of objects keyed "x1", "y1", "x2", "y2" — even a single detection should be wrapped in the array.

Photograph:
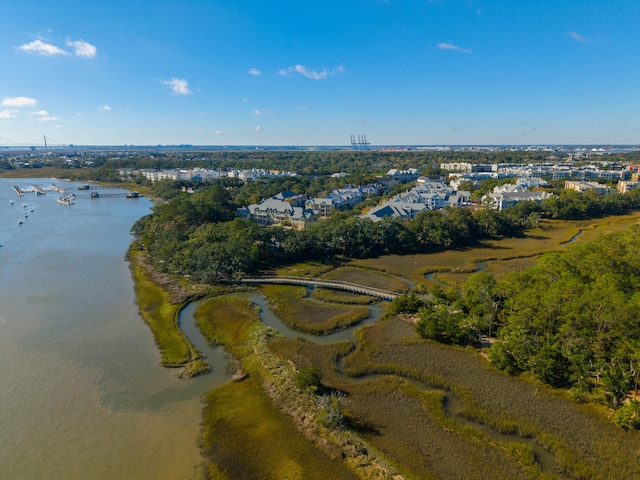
[
  {"x1": 17, "y1": 39, "x2": 69, "y2": 56},
  {"x1": 2, "y1": 96, "x2": 37, "y2": 107},
  {"x1": 566, "y1": 31, "x2": 587, "y2": 43},
  {"x1": 38, "y1": 116, "x2": 60, "y2": 122},
  {"x1": 33, "y1": 110, "x2": 49, "y2": 116},
  {"x1": 0, "y1": 110, "x2": 17, "y2": 119},
  {"x1": 98, "y1": 105, "x2": 111, "y2": 111},
  {"x1": 161, "y1": 78, "x2": 192, "y2": 95},
  {"x1": 248, "y1": 67, "x2": 261, "y2": 77},
  {"x1": 253, "y1": 109, "x2": 262, "y2": 116},
  {"x1": 279, "y1": 64, "x2": 344, "y2": 80},
  {"x1": 437, "y1": 42, "x2": 472, "y2": 54},
  {"x1": 67, "y1": 39, "x2": 97, "y2": 58},
  {"x1": 253, "y1": 126, "x2": 262, "y2": 133},
  {"x1": 216, "y1": 130, "x2": 229, "y2": 135}
]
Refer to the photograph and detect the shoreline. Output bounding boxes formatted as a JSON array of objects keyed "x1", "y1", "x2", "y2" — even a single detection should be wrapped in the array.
[{"x1": 128, "y1": 245, "x2": 403, "y2": 478}]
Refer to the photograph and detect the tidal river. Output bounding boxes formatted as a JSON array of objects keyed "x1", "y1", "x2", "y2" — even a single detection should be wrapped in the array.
[{"x1": 0, "y1": 178, "x2": 222, "y2": 480}]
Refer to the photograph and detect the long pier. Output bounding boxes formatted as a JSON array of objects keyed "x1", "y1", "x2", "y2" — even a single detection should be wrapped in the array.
[
  {"x1": 11, "y1": 183, "x2": 138, "y2": 201},
  {"x1": 240, "y1": 276, "x2": 400, "y2": 300}
]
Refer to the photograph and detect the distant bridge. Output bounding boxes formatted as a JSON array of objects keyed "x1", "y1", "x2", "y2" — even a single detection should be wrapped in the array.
[{"x1": 240, "y1": 276, "x2": 400, "y2": 301}]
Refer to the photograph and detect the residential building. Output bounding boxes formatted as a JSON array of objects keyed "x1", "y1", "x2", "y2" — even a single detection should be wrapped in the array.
[
  {"x1": 564, "y1": 181, "x2": 613, "y2": 195},
  {"x1": 618, "y1": 181, "x2": 640, "y2": 194},
  {"x1": 237, "y1": 198, "x2": 314, "y2": 229},
  {"x1": 386, "y1": 168, "x2": 421, "y2": 182},
  {"x1": 482, "y1": 190, "x2": 554, "y2": 211}
]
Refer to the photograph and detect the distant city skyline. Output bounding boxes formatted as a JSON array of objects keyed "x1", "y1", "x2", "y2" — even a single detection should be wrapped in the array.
[{"x1": 1, "y1": 1, "x2": 639, "y2": 146}]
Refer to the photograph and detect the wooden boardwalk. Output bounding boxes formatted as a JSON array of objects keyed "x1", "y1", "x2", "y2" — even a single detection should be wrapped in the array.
[{"x1": 240, "y1": 276, "x2": 400, "y2": 300}]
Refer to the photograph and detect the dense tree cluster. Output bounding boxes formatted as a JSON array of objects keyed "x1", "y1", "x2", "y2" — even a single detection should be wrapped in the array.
[
  {"x1": 447, "y1": 228, "x2": 640, "y2": 413},
  {"x1": 131, "y1": 178, "x2": 542, "y2": 283}
]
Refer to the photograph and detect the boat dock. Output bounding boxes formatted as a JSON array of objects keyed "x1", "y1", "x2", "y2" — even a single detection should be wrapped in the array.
[
  {"x1": 85, "y1": 191, "x2": 140, "y2": 199},
  {"x1": 11, "y1": 182, "x2": 140, "y2": 204}
]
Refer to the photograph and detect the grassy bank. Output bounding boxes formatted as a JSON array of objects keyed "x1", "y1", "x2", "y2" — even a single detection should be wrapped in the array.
[{"x1": 129, "y1": 249, "x2": 209, "y2": 375}]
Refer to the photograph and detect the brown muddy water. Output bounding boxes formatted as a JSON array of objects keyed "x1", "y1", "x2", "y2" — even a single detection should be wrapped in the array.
[{"x1": 0, "y1": 179, "x2": 226, "y2": 480}]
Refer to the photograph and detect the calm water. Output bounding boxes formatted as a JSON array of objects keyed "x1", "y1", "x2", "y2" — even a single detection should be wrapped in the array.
[
  {"x1": 0, "y1": 177, "x2": 388, "y2": 480},
  {"x1": 0, "y1": 178, "x2": 223, "y2": 480}
]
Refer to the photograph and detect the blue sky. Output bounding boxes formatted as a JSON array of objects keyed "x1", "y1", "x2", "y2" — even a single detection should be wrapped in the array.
[{"x1": 1, "y1": 0, "x2": 638, "y2": 146}]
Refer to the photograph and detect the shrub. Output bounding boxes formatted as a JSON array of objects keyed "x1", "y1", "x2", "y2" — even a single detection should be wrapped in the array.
[
  {"x1": 613, "y1": 400, "x2": 640, "y2": 430},
  {"x1": 295, "y1": 366, "x2": 323, "y2": 392}
]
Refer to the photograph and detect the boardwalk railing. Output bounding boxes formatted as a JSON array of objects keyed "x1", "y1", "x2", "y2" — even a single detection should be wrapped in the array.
[{"x1": 240, "y1": 276, "x2": 400, "y2": 301}]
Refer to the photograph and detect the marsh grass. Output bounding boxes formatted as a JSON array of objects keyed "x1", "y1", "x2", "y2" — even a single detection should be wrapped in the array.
[
  {"x1": 321, "y1": 266, "x2": 411, "y2": 293},
  {"x1": 337, "y1": 315, "x2": 640, "y2": 479},
  {"x1": 129, "y1": 250, "x2": 201, "y2": 369},
  {"x1": 351, "y1": 212, "x2": 640, "y2": 285},
  {"x1": 0, "y1": 166, "x2": 77, "y2": 179},
  {"x1": 200, "y1": 369, "x2": 358, "y2": 480},
  {"x1": 310, "y1": 287, "x2": 374, "y2": 304},
  {"x1": 276, "y1": 334, "x2": 550, "y2": 479},
  {"x1": 197, "y1": 297, "x2": 401, "y2": 479},
  {"x1": 129, "y1": 210, "x2": 640, "y2": 478},
  {"x1": 275, "y1": 260, "x2": 337, "y2": 278},
  {"x1": 194, "y1": 295, "x2": 258, "y2": 349},
  {"x1": 260, "y1": 284, "x2": 370, "y2": 334}
]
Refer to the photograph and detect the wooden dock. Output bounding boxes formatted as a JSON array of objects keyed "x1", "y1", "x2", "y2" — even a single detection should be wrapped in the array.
[
  {"x1": 84, "y1": 191, "x2": 140, "y2": 198},
  {"x1": 240, "y1": 276, "x2": 400, "y2": 300}
]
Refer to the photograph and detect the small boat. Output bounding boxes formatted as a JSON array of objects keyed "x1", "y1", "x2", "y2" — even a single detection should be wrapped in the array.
[
  {"x1": 57, "y1": 195, "x2": 74, "y2": 205},
  {"x1": 17, "y1": 219, "x2": 23, "y2": 224},
  {"x1": 9, "y1": 200, "x2": 14, "y2": 205}
]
